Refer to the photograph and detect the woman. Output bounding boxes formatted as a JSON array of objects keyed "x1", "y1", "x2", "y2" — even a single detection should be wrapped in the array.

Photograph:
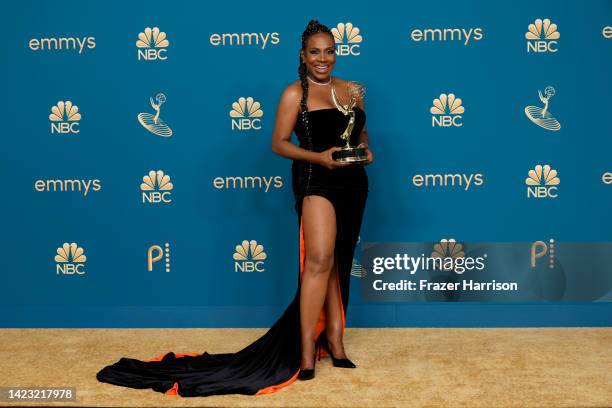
[{"x1": 96, "y1": 19, "x2": 372, "y2": 397}]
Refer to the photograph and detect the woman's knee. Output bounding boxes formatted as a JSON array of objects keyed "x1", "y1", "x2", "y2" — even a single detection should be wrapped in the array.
[{"x1": 304, "y1": 251, "x2": 334, "y2": 276}]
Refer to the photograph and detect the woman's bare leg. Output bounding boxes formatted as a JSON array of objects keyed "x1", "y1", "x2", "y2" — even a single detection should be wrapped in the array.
[
  {"x1": 323, "y1": 259, "x2": 348, "y2": 358},
  {"x1": 300, "y1": 195, "x2": 336, "y2": 370}
]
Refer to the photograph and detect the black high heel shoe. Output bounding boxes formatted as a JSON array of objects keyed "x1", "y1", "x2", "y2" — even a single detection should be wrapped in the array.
[
  {"x1": 297, "y1": 340, "x2": 321, "y2": 381},
  {"x1": 320, "y1": 336, "x2": 357, "y2": 368}
]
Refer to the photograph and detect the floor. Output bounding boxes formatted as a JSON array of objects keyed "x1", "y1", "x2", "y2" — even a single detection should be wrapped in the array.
[{"x1": 0, "y1": 328, "x2": 611, "y2": 407}]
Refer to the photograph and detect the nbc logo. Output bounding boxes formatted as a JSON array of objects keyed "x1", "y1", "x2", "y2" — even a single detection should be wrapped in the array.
[
  {"x1": 137, "y1": 93, "x2": 172, "y2": 137},
  {"x1": 141, "y1": 170, "x2": 173, "y2": 204},
  {"x1": 136, "y1": 27, "x2": 169, "y2": 61},
  {"x1": 526, "y1": 18, "x2": 560, "y2": 53},
  {"x1": 531, "y1": 239, "x2": 555, "y2": 269},
  {"x1": 526, "y1": 164, "x2": 559, "y2": 198},
  {"x1": 230, "y1": 97, "x2": 263, "y2": 130},
  {"x1": 430, "y1": 93, "x2": 464, "y2": 127},
  {"x1": 524, "y1": 86, "x2": 561, "y2": 131},
  {"x1": 147, "y1": 243, "x2": 170, "y2": 272},
  {"x1": 431, "y1": 239, "x2": 465, "y2": 273},
  {"x1": 233, "y1": 240, "x2": 267, "y2": 272},
  {"x1": 332, "y1": 22, "x2": 362, "y2": 56},
  {"x1": 55, "y1": 242, "x2": 86, "y2": 275},
  {"x1": 49, "y1": 101, "x2": 81, "y2": 134}
]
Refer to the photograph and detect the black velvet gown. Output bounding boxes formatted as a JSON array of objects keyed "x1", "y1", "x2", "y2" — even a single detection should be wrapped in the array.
[{"x1": 96, "y1": 106, "x2": 369, "y2": 397}]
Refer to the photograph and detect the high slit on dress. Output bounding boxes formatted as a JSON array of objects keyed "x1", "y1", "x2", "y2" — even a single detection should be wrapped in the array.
[{"x1": 95, "y1": 106, "x2": 369, "y2": 397}]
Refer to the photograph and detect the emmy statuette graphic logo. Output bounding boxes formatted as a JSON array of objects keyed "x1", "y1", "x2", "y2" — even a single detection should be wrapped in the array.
[
  {"x1": 524, "y1": 86, "x2": 561, "y2": 131},
  {"x1": 138, "y1": 93, "x2": 173, "y2": 137}
]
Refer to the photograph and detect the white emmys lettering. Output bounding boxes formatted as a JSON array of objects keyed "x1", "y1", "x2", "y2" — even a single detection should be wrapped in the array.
[
  {"x1": 209, "y1": 32, "x2": 280, "y2": 49},
  {"x1": 213, "y1": 176, "x2": 283, "y2": 192},
  {"x1": 602, "y1": 172, "x2": 612, "y2": 185},
  {"x1": 412, "y1": 173, "x2": 484, "y2": 191},
  {"x1": 29, "y1": 37, "x2": 96, "y2": 54},
  {"x1": 411, "y1": 28, "x2": 483, "y2": 45},
  {"x1": 34, "y1": 179, "x2": 101, "y2": 196},
  {"x1": 603, "y1": 26, "x2": 612, "y2": 39}
]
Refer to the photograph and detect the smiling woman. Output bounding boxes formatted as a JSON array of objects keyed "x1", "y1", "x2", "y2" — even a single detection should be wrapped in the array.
[{"x1": 96, "y1": 19, "x2": 373, "y2": 397}]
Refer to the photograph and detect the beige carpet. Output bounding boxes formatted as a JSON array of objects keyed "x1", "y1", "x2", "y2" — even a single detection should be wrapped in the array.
[{"x1": 0, "y1": 328, "x2": 610, "y2": 407}]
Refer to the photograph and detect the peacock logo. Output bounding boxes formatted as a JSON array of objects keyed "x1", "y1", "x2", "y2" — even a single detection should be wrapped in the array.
[
  {"x1": 432, "y1": 239, "x2": 465, "y2": 259},
  {"x1": 430, "y1": 93, "x2": 464, "y2": 127},
  {"x1": 49, "y1": 101, "x2": 81, "y2": 134},
  {"x1": 55, "y1": 242, "x2": 87, "y2": 275},
  {"x1": 136, "y1": 27, "x2": 170, "y2": 60},
  {"x1": 526, "y1": 18, "x2": 559, "y2": 52},
  {"x1": 526, "y1": 164, "x2": 560, "y2": 198},
  {"x1": 233, "y1": 240, "x2": 267, "y2": 272},
  {"x1": 431, "y1": 239, "x2": 466, "y2": 273},
  {"x1": 230, "y1": 97, "x2": 263, "y2": 130},
  {"x1": 332, "y1": 22, "x2": 362, "y2": 56},
  {"x1": 141, "y1": 170, "x2": 173, "y2": 204}
]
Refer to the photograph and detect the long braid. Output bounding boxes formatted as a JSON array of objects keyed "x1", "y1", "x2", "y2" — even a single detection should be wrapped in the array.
[{"x1": 297, "y1": 20, "x2": 334, "y2": 192}]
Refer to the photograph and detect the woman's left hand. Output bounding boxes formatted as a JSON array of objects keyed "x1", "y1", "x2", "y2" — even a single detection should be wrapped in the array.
[{"x1": 357, "y1": 143, "x2": 374, "y2": 165}]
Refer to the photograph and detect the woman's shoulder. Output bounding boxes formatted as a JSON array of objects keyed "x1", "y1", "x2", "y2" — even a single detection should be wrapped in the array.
[
  {"x1": 280, "y1": 80, "x2": 303, "y2": 103},
  {"x1": 284, "y1": 80, "x2": 303, "y2": 95},
  {"x1": 277, "y1": 81, "x2": 304, "y2": 112}
]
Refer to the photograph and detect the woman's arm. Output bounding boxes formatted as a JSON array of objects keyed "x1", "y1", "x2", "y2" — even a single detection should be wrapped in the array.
[{"x1": 271, "y1": 84, "x2": 321, "y2": 164}]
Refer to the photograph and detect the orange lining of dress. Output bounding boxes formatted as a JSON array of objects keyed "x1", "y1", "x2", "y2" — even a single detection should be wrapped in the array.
[{"x1": 144, "y1": 212, "x2": 345, "y2": 397}]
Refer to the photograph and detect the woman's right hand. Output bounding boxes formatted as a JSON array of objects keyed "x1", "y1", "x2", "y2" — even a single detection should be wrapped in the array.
[{"x1": 316, "y1": 147, "x2": 352, "y2": 170}]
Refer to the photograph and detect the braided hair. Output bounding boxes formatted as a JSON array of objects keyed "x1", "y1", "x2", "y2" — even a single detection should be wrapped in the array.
[{"x1": 298, "y1": 20, "x2": 334, "y2": 151}]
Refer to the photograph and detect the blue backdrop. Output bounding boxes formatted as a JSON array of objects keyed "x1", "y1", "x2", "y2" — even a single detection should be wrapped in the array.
[{"x1": 1, "y1": 0, "x2": 610, "y2": 327}]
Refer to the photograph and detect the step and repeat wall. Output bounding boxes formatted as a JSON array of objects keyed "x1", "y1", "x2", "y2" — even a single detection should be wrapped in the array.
[{"x1": 2, "y1": 1, "x2": 611, "y2": 327}]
